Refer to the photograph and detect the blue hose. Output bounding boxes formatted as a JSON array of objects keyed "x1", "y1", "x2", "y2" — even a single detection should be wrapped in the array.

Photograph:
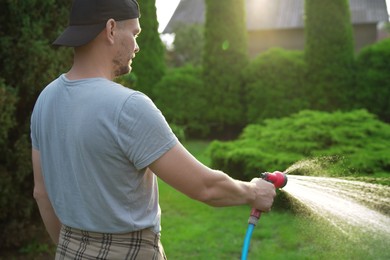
[{"x1": 241, "y1": 223, "x2": 255, "y2": 260}]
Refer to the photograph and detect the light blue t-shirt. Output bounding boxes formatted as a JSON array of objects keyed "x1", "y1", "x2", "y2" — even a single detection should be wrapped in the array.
[{"x1": 31, "y1": 74, "x2": 177, "y2": 234}]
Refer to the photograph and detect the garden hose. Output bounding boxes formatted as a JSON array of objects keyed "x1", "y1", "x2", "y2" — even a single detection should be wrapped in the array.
[{"x1": 241, "y1": 171, "x2": 288, "y2": 260}]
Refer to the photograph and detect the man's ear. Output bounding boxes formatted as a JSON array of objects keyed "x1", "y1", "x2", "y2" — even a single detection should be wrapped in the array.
[{"x1": 105, "y1": 19, "x2": 116, "y2": 45}]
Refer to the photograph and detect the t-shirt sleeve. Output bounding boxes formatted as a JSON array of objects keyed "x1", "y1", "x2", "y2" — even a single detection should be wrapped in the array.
[{"x1": 117, "y1": 92, "x2": 178, "y2": 170}]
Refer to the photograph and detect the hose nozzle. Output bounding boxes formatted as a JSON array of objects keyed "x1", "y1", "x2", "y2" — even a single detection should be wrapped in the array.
[
  {"x1": 261, "y1": 171, "x2": 288, "y2": 189},
  {"x1": 249, "y1": 171, "x2": 288, "y2": 222}
]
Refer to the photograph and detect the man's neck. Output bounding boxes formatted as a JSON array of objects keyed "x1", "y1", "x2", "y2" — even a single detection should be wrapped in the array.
[{"x1": 68, "y1": 46, "x2": 113, "y2": 80}]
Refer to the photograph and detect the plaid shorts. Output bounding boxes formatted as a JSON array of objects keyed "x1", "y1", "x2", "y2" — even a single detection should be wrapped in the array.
[{"x1": 55, "y1": 225, "x2": 167, "y2": 260}]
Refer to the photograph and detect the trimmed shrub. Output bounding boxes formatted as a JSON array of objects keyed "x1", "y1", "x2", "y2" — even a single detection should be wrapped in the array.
[
  {"x1": 243, "y1": 48, "x2": 308, "y2": 123},
  {"x1": 209, "y1": 110, "x2": 390, "y2": 180},
  {"x1": 355, "y1": 38, "x2": 390, "y2": 123},
  {"x1": 153, "y1": 65, "x2": 209, "y2": 137},
  {"x1": 202, "y1": 0, "x2": 248, "y2": 136},
  {"x1": 304, "y1": 0, "x2": 355, "y2": 111}
]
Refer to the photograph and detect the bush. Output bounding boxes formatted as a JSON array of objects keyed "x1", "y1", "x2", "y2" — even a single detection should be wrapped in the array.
[
  {"x1": 0, "y1": 134, "x2": 37, "y2": 248},
  {"x1": 0, "y1": 80, "x2": 37, "y2": 248},
  {"x1": 168, "y1": 23, "x2": 204, "y2": 67},
  {"x1": 115, "y1": 72, "x2": 138, "y2": 90},
  {"x1": 0, "y1": 79, "x2": 37, "y2": 248},
  {"x1": 209, "y1": 110, "x2": 390, "y2": 180},
  {"x1": 153, "y1": 65, "x2": 209, "y2": 137},
  {"x1": 355, "y1": 38, "x2": 390, "y2": 122},
  {"x1": 0, "y1": 79, "x2": 17, "y2": 146},
  {"x1": 243, "y1": 48, "x2": 308, "y2": 123},
  {"x1": 169, "y1": 124, "x2": 186, "y2": 142}
]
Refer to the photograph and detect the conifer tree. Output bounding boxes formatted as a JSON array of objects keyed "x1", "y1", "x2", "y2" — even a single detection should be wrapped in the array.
[
  {"x1": 131, "y1": 0, "x2": 166, "y2": 98},
  {"x1": 304, "y1": 0, "x2": 355, "y2": 110},
  {"x1": 203, "y1": 0, "x2": 248, "y2": 136},
  {"x1": 0, "y1": 0, "x2": 71, "y2": 249}
]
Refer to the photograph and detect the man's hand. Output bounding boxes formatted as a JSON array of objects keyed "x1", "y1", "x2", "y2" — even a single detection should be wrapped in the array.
[{"x1": 249, "y1": 178, "x2": 276, "y2": 212}]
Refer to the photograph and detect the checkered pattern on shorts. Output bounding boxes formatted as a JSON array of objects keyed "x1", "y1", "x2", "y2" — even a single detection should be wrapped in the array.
[{"x1": 55, "y1": 225, "x2": 167, "y2": 260}]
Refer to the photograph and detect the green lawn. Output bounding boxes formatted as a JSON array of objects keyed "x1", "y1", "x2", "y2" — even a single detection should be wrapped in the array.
[
  {"x1": 159, "y1": 175, "x2": 352, "y2": 260},
  {"x1": 158, "y1": 140, "x2": 390, "y2": 259}
]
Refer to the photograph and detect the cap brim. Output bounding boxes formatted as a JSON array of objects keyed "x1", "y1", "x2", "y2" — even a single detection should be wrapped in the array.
[{"x1": 52, "y1": 23, "x2": 106, "y2": 47}]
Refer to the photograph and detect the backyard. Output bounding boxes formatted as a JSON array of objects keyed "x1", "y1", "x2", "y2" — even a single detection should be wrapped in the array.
[
  {"x1": 1, "y1": 140, "x2": 389, "y2": 260},
  {"x1": 158, "y1": 140, "x2": 389, "y2": 260}
]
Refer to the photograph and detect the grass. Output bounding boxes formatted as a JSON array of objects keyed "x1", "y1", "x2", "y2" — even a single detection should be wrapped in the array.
[
  {"x1": 159, "y1": 171, "x2": 342, "y2": 259},
  {"x1": 158, "y1": 140, "x2": 390, "y2": 259}
]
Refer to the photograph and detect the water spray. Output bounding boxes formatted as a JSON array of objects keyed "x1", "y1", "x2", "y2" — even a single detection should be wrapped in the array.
[{"x1": 241, "y1": 171, "x2": 288, "y2": 260}]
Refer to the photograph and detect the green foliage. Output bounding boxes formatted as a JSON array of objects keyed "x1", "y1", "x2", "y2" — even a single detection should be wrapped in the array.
[
  {"x1": 115, "y1": 71, "x2": 138, "y2": 89},
  {"x1": 0, "y1": 134, "x2": 36, "y2": 248},
  {"x1": 355, "y1": 38, "x2": 390, "y2": 122},
  {"x1": 304, "y1": 0, "x2": 355, "y2": 111},
  {"x1": 154, "y1": 65, "x2": 209, "y2": 137},
  {"x1": 0, "y1": 0, "x2": 71, "y2": 250},
  {"x1": 243, "y1": 48, "x2": 308, "y2": 123},
  {"x1": 169, "y1": 124, "x2": 186, "y2": 142},
  {"x1": 19, "y1": 239, "x2": 52, "y2": 255},
  {"x1": 0, "y1": 79, "x2": 17, "y2": 146},
  {"x1": 168, "y1": 24, "x2": 204, "y2": 67},
  {"x1": 209, "y1": 110, "x2": 390, "y2": 180},
  {"x1": 203, "y1": 0, "x2": 248, "y2": 135},
  {"x1": 0, "y1": 81, "x2": 20, "y2": 246},
  {"x1": 1, "y1": 0, "x2": 72, "y2": 125},
  {"x1": 131, "y1": 0, "x2": 166, "y2": 98}
]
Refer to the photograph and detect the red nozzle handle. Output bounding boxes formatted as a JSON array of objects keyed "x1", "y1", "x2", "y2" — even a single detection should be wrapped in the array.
[{"x1": 249, "y1": 171, "x2": 288, "y2": 224}]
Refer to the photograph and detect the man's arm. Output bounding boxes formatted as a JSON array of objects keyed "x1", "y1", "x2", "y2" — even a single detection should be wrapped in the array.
[
  {"x1": 32, "y1": 148, "x2": 61, "y2": 244},
  {"x1": 149, "y1": 142, "x2": 276, "y2": 211}
]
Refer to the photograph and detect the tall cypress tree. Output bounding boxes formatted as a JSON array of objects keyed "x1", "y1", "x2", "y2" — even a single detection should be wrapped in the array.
[
  {"x1": 131, "y1": 0, "x2": 166, "y2": 98},
  {"x1": 305, "y1": 0, "x2": 355, "y2": 111},
  {"x1": 0, "y1": 0, "x2": 71, "y2": 249},
  {"x1": 203, "y1": 0, "x2": 248, "y2": 137}
]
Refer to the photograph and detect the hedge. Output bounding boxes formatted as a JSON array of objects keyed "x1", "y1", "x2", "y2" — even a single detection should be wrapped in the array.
[
  {"x1": 243, "y1": 48, "x2": 308, "y2": 123},
  {"x1": 153, "y1": 65, "x2": 209, "y2": 137},
  {"x1": 355, "y1": 38, "x2": 390, "y2": 123},
  {"x1": 209, "y1": 110, "x2": 390, "y2": 180}
]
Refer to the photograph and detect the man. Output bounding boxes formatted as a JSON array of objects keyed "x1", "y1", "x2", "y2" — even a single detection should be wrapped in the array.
[{"x1": 31, "y1": 0, "x2": 276, "y2": 259}]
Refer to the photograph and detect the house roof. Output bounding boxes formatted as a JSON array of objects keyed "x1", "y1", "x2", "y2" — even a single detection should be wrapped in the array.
[{"x1": 163, "y1": 0, "x2": 389, "y2": 33}]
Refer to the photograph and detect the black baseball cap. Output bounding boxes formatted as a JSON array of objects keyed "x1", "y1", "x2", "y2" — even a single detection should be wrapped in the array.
[{"x1": 53, "y1": 0, "x2": 140, "y2": 47}]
